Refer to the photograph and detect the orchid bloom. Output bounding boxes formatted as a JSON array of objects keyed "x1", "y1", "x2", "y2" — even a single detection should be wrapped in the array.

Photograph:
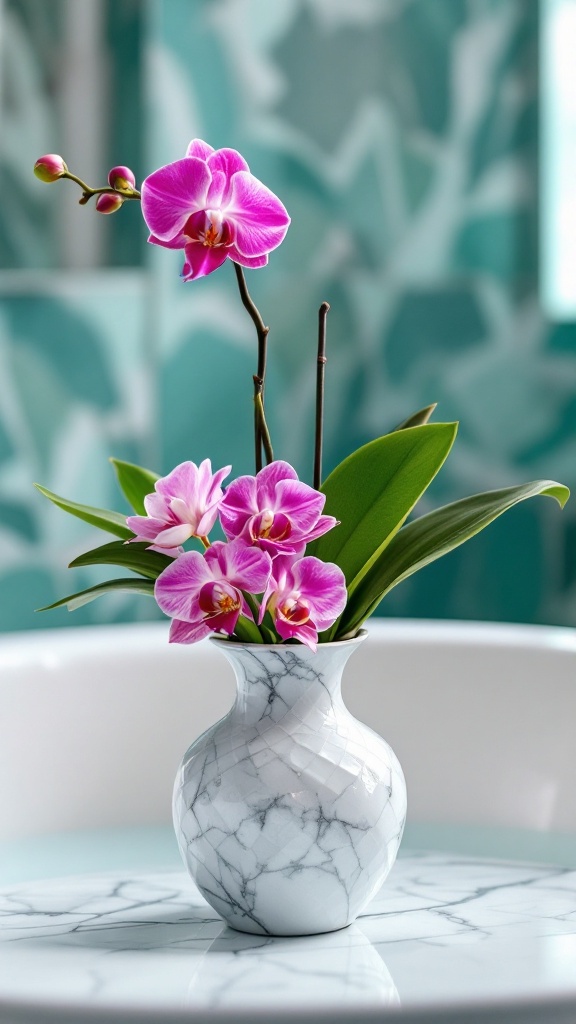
[
  {"x1": 261, "y1": 557, "x2": 347, "y2": 651},
  {"x1": 127, "y1": 460, "x2": 230, "y2": 550},
  {"x1": 219, "y1": 460, "x2": 337, "y2": 559},
  {"x1": 154, "y1": 540, "x2": 272, "y2": 644},
  {"x1": 140, "y1": 139, "x2": 290, "y2": 281}
]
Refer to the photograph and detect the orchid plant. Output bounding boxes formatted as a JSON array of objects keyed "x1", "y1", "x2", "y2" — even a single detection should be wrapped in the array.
[{"x1": 33, "y1": 144, "x2": 569, "y2": 651}]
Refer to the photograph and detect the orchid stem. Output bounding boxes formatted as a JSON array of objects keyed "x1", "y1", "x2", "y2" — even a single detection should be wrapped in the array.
[
  {"x1": 254, "y1": 382, "x2": 274, "y2": 465},
  {"x1": 314, "y1": 302, "x2": 329, "y2": 490},
  {"x1": 232, "y1": 262, "x2": 273, "y2": 471},
  {"x1": 240, "y1": 592, "x2": 267, "y2": 643},
  {"x1": 62, "y1": 171, "x2": 141, "y2": 204}
]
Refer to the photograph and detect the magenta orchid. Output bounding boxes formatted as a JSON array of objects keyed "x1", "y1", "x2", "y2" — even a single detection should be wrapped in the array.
[
  {"x1": 219, "y1": 460, "x2": 337, "y2": 559},
  {"x1": 261, "y1": 556, "x2": 347, "y2": 651},
  {"x1": 36, "y1": 140, "x2": 561, "y2": 651},
  {"x1": 140, "y1": 139, "x2": 290, "y2": 281},
  {"x1": 154, "y1": 539, "x2": 272, "y2": 644},
  {"x1": 127, "y1": 459, "x2": 231, "y2": 550}
]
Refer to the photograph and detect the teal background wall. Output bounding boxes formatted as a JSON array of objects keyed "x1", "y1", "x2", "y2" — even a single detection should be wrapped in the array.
[{"x1": 1, "y1": 0, "x2": 575, "y2": 632}]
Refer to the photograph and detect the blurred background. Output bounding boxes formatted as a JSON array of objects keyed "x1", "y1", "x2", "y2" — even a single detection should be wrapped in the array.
[{"x1": 0, "y1": 0, "x2": 575, "y2": 633}]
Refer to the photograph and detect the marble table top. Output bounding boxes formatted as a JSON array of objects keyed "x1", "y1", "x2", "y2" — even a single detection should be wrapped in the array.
[{"x1": 1, "y1": 849, "x2": 576, "y2": 1023}]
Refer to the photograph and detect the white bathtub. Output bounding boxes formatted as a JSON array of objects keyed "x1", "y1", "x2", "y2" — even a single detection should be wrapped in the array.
[
  {"x1": 1, "y1": 618, "x2": 576, "y2": 1024},
  {"x1": 1, "y1": 617, "x2": 575, "y2": 843}
]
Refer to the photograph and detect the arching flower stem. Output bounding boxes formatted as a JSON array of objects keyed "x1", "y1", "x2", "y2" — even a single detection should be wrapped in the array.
[
  {"x1": 233, "y1": 262, "x2": 274, "y2": 472},
  {"x1": 62, "y1": 170, "x2": 141, "y2": 205}
]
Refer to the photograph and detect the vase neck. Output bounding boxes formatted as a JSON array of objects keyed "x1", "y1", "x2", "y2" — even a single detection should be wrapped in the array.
[{"x1": 214, "y1": 639, "x2": 364, "y2": 727}]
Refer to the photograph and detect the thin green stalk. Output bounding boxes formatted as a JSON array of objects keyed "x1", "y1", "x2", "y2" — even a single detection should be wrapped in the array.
[
  {"x1": 314, "y1": 302, "x2": 329, "y2": 490},
  {"x1": 254, "y1": 385, "x2": 274, "y2": 465},
  {"x1": 62, "y1": 171, "x2": 141, "y2": 204},
  {"x1": 233, "y1": 262, "x2": 273, "y2": 471}
]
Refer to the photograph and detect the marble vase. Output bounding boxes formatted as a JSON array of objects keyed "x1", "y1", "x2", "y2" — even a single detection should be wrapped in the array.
[{"x1": 173, "y1": 632, "x2": 407, "y2": 936}]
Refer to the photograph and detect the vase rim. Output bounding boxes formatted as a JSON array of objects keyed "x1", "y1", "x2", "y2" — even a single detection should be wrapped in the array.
[{"x1": 209, "y1": 629, "x2": 367, "y2": 652}]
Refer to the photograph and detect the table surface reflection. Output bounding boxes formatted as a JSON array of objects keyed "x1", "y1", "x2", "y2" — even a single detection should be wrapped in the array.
[{"x1": 0, "y1": 826, "x2": 576, "y2": 1023}]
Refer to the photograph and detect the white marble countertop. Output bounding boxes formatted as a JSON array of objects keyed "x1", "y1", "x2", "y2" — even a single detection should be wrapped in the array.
[{"x1": 1, "y1": 828, "x2": 576, "y2": 1023}]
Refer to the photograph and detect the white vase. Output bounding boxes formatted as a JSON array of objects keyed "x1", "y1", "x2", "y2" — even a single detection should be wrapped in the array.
[{"x1": 173, "y1": 632, "x2": 407, "y2": 936}]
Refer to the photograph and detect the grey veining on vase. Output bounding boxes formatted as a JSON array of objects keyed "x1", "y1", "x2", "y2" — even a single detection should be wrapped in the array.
[
  {"x1": 173, "y1": 636, "x2": 407, "y2": 936},
  {"x1": 2, "y1": 854, "x2": 576, "y2": 1019}
]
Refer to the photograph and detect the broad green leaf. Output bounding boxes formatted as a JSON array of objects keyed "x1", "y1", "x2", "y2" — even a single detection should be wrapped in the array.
[
  {"x1": 309, "y1": 423, "x2": 458, "y2": 595},
  {"x1": 35, "y1": 483, "x2": 132, "y2": 540},
  {"x1": 110, "y1": 458, "x2": 159, "y2": 515},
  {"x1": 392, "y1": 403, "x2": 437, "y2": 431},
  {"x1": 336, "y1": 480, "x2": 570, "y2": 639},
  {"x1": 233, "y1": 615, "x2": 266, "y2": 644},
  {"x1": 37, "y1": 578, "x2": 155, "y2": 613},
  {"x1": 69, "y1": 540, "x2": 172, "y2": 580}
]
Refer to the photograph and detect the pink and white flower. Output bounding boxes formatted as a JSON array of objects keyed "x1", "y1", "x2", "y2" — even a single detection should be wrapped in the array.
[
  {"x1": 155, "y1": 540, "x2": 272, "y2": 644},
  {"x1": 127, "y1": 459, "x2": 230, "y2": 550},
  {"x1": 141, "y1": 139, "x2": 290, "y2": 281},
  {"x1": 219, "y1": 460, "x2": 337, "y2": 559},
  {"x1": 261, "y1": 556, "x2": 347, "y2": 651}
]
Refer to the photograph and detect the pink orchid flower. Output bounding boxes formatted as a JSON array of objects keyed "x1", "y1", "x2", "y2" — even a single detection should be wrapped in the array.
[
  {"x1": 219, "y1": 460, "x2": 337, "y2": 559},
  {"x1": 154, "y1": 540, "x2": 272, "y2": 644},
  {"x1": 261, "y1": 556, "x2": 347, "y2": 651},
  {"x1": 140, "y1": 139, "x2": 290, "y2": 281},
  {"x1": 127, "y1": 460, "x2": 231, "y2": 550}
]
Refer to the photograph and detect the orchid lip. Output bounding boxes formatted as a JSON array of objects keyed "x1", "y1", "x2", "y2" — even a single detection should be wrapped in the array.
[
  {"x1": 278, "y1": 596, "x2": 311, "y2": 626},
  {"x1": 249, "y1": 510, "x2": 292, "y2": 542},
  {"x1": 199, "y1": 580, "x2": 241, "y2": 616}
]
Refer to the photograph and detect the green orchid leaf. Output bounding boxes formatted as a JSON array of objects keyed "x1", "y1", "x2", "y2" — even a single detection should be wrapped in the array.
[
  {"x1": 37, "y1": 578, "x2": 156, "y2": 613},
  {"x1": 110, "y1": 458, "x2": 160, "y2": 515},
  {"x1": 232, "y1": 615, "x2": 266, "y2": 644},
  {"x1": 392, "y1": 403, "x2": 437, "y2": 431},
  {"x1": 34, "y1": 483, "x2": 132, "y2": 540},
  {"x1": 309, "y1": 423, "x2": 458, "y2": 597},
  {"x1": 336, "y1": 480, "x2": 570, "y2": 639},
  {"x1": 69, "y1": 540, "x2": 172, "y2": 580}
]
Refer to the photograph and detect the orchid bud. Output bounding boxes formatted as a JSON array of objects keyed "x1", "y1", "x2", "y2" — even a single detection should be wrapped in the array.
[
  {"x1": 95, "y1": 193, "x2": 124, "y2": 214},
  {"x1": 34, "y1": 154, "x2": 68, "y2": 183},
  {"x1": 108, "y1": 165, "x2": 136, "y2": 191}
]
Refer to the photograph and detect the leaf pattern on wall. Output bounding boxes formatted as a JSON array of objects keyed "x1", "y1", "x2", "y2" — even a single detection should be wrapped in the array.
[{"x1": 0, "y1": 0, "x2": 574, "y2": 630}]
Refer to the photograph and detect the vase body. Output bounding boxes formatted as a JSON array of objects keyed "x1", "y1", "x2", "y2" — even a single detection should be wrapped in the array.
[{"x1": 173, "y1": 633, "x2": 407, "y2": 936}]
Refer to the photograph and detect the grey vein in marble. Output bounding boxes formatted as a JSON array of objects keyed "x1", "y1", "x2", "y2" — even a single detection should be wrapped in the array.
[
  {"x1": 1, "y1": 853, "x2": 576, "y2": 1018},
  {"x1": 173, "y1": 638, "x2": 407, "y2": 935}
]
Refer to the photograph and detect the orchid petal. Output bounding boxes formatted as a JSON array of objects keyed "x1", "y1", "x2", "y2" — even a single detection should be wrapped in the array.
[
  {"x1": 208, "y1": 148, "x2": 250, "y2": 203},
  {"x1": 210, "y1": 607, "x2": 241, "y2": 635},
  {"x1": 228, "y1": 250, "x2": 269, "y2": 270},
  {"x1": 208, "y1": 147, "x2": 249, "y2": 178},
  {"x1": 226, "y1": 171, "x2": 290, "y2": 257},
  {"x1": 255, "y1": 461, "x2": 299, "y2": 507},
  {"x1": 147, "y1": 231, "x2": 189, "y2": 250},
  {"x1": 154, "y1": 523, "x2": 194, "y2": 548},
  {"x1": 217, "y1": 539, "x2": 272, "y2": 592},
  {"x1": 273, "y1": 479, "x2": 326, "y2": 532},
  {"x1": 295, "y1": 514, "x2": 338, "y2": 544},
  {"x1": 154, "y1": 551, "x2": 212, "y2": 620},
  {"x1": 196, "y1": 502, "x2": 223, "y2": 537},
  {"x1": 206, "y1": 169, "x2": 227, "y2": 208},
  {"x1": 126, "y1": 514, "x2": 165, "y2": 541},
  {"x1": 275, "y1": 618, "x2": 318, "y2": 650},
  {"x1": 181, "y1": 242, "x2": 229, "y2": 281},
  {"x1": 141, "y1": 158, "x2": 211, "y2": 241},
  {"x1": 219, "y1": 475, "x2": 259, "y2": 537},
  {"x1": 155, "y1": 461, "x2": 198, "y2": 501},
  {"x1": 291, "y1": 557, "x2": 347, "y2": 630},
  {"x1": 169, "y1": 617, "x2": 211, "y2": 644},
  {"x1": 185, "y1": 139, "x2": 215, "y2": 160}
]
